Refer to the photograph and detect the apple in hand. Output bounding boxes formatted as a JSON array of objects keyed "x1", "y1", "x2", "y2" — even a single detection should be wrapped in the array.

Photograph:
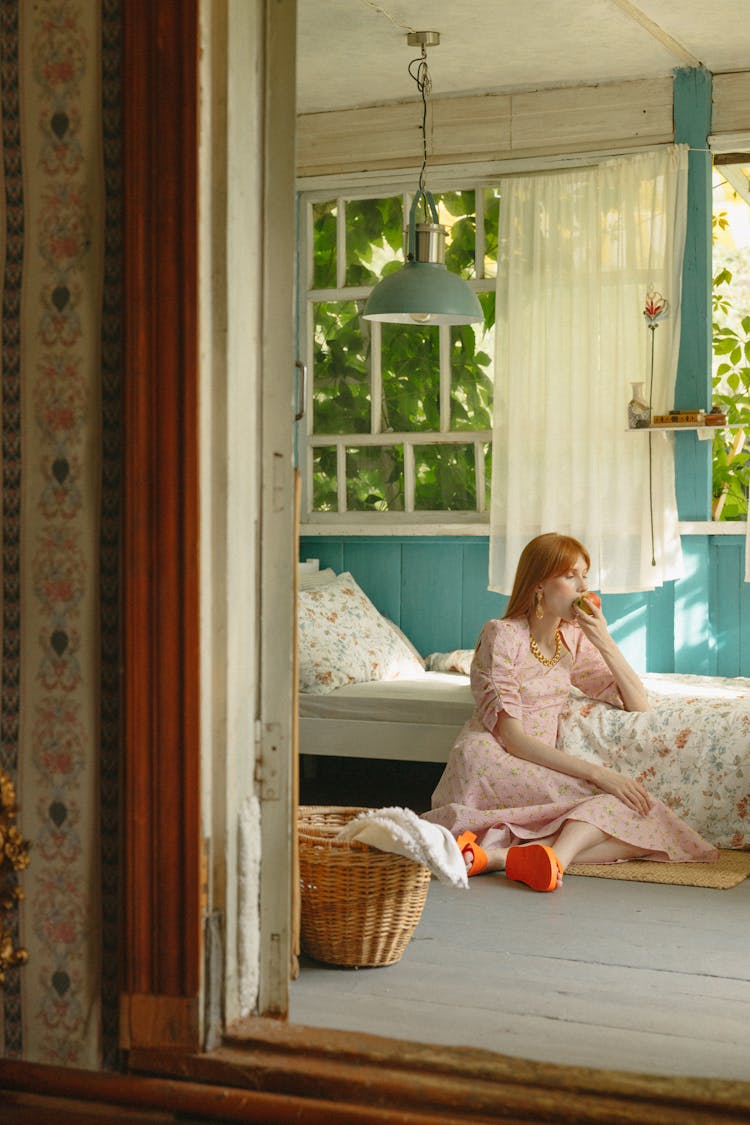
[{"x1": 575, "y1": 592, "x2": 601, "y2": 615}]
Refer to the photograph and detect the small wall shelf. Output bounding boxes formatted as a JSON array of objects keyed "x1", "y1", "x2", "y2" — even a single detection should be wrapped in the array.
[{"x1": 626, "y1": 423, "x2": 745, "y2": 440}]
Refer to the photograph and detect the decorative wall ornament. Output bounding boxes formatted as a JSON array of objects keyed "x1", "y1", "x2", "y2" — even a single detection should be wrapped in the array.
[
  {"x1": 643, "y1": 289, "x2": 670, "y2": 566},
  {"x1": 643, "y1": 288, "x2": 671, "y2": 419},
  {"x1": 0, "y1": 767, "x2": 30, "y2": 984}
]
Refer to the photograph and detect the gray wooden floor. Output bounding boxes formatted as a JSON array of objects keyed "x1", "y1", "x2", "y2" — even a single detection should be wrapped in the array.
[{"x1": 290, "y1": 869, "x2": 750, "y2": 1083}]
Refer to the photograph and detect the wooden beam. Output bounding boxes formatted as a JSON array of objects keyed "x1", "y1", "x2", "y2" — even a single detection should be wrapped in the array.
[
  {"x1": 140, "y1": 1018, "x2": 750, "y2": 1124},
  {"x1": 3, "y1": 1043, "x2": 750, "y2": 1125},
  {"x1": 712, "y1": 72, "x2": 750, "y2": 139},
  {"x1": 121, "y1": 0, "x2": 201, "y2": 1044},
  {"x1": 296, "y1": 78, "x2": 674, "y2": 178}
]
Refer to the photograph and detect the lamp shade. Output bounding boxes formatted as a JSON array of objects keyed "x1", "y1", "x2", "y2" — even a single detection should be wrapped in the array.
[
  {"x1": 363, "y1": 189, "x2": 483, "y2": 326},
  {"x1": 362, "y1": 260, "x2": 483, "y2": 325}
]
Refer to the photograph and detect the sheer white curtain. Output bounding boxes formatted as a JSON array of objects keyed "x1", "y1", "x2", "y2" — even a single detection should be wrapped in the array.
[{"x1": 489, "y1": 146, "x2": 689, "y2": 594}]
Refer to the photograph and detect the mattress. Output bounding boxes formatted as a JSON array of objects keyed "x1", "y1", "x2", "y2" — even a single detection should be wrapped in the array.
[
  {"x1": 299, "y1": 672, "x2": 472, "y2": 723},
  {"x1": 299, "y1": 672, "x2": 473, "y2": 762}
]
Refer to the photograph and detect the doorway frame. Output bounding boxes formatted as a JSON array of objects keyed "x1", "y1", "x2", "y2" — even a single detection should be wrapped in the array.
[
  {"x1": 120, "y1": 0, "x2": 202, "y2": 1052},
  {"x1": 114, "y1": 2, "x2": 750, "y2": 1120}
]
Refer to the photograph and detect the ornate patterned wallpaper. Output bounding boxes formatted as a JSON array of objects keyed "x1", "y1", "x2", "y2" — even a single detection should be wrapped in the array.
[{"x1": 0, "y1": 0, "x2": 121, "y2": 1068}]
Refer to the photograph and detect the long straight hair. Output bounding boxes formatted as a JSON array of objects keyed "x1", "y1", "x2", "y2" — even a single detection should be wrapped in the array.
[{"x1": 503, "y1": 533, "x2": 590, "y2": 620}]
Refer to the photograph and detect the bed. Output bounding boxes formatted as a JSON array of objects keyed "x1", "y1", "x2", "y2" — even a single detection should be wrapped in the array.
[{"x1": 298, "y1": 566, "x2": 750, "y2": 850}]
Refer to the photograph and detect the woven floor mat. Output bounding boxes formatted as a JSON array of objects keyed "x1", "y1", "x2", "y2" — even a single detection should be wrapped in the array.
[{"x1": 566, "y1": 848, "x2": 750, "y2": 889}]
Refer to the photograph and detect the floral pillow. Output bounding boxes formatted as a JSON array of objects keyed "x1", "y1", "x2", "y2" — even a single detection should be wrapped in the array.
[
  {"x1": 298, "y1": 572, "x2": 424, "y2": 694},
  {"x1": 425, "y1": 649, "x2": 475, "y2": 675}
]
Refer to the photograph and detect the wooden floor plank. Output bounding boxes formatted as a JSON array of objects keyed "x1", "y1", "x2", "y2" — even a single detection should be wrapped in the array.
[{"x1": 291, "y1": 868, "x2": 750, "y2": 1082}]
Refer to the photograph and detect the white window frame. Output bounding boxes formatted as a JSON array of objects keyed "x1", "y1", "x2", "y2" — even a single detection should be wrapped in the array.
[{"x1": 297, "y1": 171, "x2": 498, "y2": 534}]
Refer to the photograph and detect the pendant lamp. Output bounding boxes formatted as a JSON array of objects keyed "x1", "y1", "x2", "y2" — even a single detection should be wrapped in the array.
[{"x1": 363, "y1": 33, "x2": 482, "y2": 327}]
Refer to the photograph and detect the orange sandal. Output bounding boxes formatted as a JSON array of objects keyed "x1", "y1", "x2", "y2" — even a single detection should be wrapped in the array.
[
  {"x1": 505, "y1": 844, "x2": 563, "y2": 892},
  {"x1": 456, "y1": 830, "x2": 488, "y2": 877}
]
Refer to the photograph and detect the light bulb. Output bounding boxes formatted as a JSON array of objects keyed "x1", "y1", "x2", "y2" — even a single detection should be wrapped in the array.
[{"x1": 409, "y1": 312, "x2": 433, "y2": 324}]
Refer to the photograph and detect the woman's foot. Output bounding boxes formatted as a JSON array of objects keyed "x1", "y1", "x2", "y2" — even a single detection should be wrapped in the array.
[
  {"x1": 457, "y1": 833, "x2": 564, "y2": 881},
  {"x1": 505, "y1": 844, "x2": 564, "y2": 892},
  {"x1": 456, "y1": 831, "x2": 488, "y2": 876}
]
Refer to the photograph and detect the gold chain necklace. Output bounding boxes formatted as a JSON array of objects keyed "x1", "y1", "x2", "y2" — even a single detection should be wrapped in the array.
[{"x1": 529, "y1": 629, "x2": 563, "y2": 668}]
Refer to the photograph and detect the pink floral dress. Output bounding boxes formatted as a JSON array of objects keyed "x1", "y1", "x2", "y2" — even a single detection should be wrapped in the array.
[{"x1": 422, "y1": 618, "x2": 719, "y2": 863}]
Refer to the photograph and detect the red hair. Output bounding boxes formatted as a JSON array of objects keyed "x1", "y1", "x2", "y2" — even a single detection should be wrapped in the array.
[{"x1": 503, "y1": 533, "x2": 590, "y2": 620}]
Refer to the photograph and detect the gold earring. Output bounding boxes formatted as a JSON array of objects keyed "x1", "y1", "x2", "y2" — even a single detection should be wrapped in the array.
[{"x1": 535, "y1": 590, "x2": 544, "y2": 619}]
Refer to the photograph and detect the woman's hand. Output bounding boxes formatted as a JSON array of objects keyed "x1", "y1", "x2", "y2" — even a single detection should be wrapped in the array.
[
  {"x1": 573, "y1": 598, "x2": 651, "y2": 713},
  {"x1": 590, "y1": 764, "x2": 654, "y2": 816},
  {"x1": 573, "y1": 599, "x2": 612, "y2": 651}
]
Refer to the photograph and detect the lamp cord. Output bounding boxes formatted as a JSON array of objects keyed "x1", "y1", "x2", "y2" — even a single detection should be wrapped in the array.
[{"x1": 408, "y1": 47, "x2": 431, "y2": 206}]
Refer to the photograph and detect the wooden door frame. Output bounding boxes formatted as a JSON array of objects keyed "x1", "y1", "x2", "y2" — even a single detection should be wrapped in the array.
[
  {"x1": 120, "y1": 0, "x2": 202, "y2": 1051},
  {"x1": 111, "y1": 3, "x2": 750, "y2": 1119}
]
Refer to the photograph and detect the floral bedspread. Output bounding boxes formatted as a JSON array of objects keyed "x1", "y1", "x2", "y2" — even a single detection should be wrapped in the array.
[{"x1": 557, "y1": 672, "x2": 750, "y2": 849}]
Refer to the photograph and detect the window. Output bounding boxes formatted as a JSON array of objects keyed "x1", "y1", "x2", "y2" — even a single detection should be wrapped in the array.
[
  {"x1": 712, "y1": 159, "x2": 750, "y2": 521},
  {"x1": 299, "y1": 183, "x2": 499, "y2": 520},
  {"x1": 299, "y1": 164, "x2": 741, "y2": 527}
]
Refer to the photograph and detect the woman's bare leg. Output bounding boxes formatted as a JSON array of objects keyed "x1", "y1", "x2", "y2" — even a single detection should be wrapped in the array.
[
  {"x1": 465, "y1": 823, "x2": 647, "y2": 887},
  {"x1": 489, "y1": 824, "x2": 645, "y2": 883},
  {"x1": 552, "y1": 821, "x2": 647, "y2": 873}
]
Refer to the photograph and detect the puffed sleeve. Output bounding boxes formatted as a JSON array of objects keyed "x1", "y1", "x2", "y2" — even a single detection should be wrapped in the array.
[
  {"x1": 563, "y1": 623, "x2": 624, "y2": 708},
  {"x1": 470, "y1": 619, "x2": 524, "y2": 732}
]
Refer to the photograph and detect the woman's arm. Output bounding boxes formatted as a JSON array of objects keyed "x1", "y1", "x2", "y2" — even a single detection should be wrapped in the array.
[
  {"x1": 574, "y1": 605, "x2": 650, "y2": 712},
  {"x1": 494, "y1": 712, "x2": 654, "y2": 816}
]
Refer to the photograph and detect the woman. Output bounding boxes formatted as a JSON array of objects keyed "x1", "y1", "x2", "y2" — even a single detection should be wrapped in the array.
[{"x1": 422, "y1": 532, "x2": 719, "y2": 891}]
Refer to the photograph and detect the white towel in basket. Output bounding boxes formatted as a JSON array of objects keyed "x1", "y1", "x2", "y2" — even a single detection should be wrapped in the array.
[{"x1": 336, "y1": 806, "x2": 468, "y2": 889}]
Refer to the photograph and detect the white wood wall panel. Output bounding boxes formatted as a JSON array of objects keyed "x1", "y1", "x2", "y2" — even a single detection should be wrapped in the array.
[
  {"x1": 297, "y1": 78, "x2": 674, "y2": 177},
  {"x1": 510, "y1": 79, "x2": 673, "y2": 153},
  {"x1": 712, "y1": 71, "x2": 750, "y2": 139}
]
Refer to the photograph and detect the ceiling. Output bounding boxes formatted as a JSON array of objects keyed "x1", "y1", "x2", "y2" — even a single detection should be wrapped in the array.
[{"x1": 297, "y1": 0, "x2": 750, "y2": 114}]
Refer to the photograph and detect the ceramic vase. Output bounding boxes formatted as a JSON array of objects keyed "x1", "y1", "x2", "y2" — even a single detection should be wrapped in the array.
[{"x1": 628, "y1": 381, "x2": 650, "y2": 429}]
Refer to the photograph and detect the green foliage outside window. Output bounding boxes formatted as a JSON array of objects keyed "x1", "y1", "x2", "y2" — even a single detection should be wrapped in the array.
[
  {"x1": 712, "y1": 202, "x2": 750, "y2": 520},
  {"x1": 450, "y1": 292, "x2": 495, "y2": 432},
  {"x1": 313, "y1": 300, "x2": 370, "y2": 435},
  {"x1": 345, "y1": 196, "x2": 404, "y2": 287},
  {"x1": 308, "y1": 189, "x2": 498, "y2": 513},
  {"x1": 414, "y1": 444, "x2": 476, "y2": 510},
  {"x1": 381, "y1": 322, "x2": 440, "y2": 432},
  {"x1": 312, "y1": 446, "x2": 337, "y2": 512},
  {"x1": 346, "y1": 446, "x2": 404, "y2": 512}
]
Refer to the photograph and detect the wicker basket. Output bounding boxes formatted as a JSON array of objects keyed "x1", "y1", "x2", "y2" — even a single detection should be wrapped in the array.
[{"x1": 298, "y1": 805, "x2": 431, "y2": 968}]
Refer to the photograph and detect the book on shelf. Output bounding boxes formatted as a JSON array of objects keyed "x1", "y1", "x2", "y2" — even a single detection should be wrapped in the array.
[{"x1": 651, "y1": 410, "x2": 705, "y2": 426}]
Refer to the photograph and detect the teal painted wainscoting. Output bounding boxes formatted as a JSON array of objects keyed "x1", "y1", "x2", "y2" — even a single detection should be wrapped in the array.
[
  {"x1": 300, "y1": 537, "x2": 504, "y2": 658},
  {"x1": 300, "y1": 534, "x2": 750, "y2": 676}
]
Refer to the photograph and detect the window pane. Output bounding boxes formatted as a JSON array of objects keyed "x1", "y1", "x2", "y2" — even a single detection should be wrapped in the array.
[
  {"x1": 381, "y1": 322, "x2": 440, "y2": 432},
  {"x1": 313, "y1": 300, "x2": 370, "y2": 434},
  {"x1": 414, "y1": 444, "x2": 476, "y2": 510},
  {"x1": 712, "y1": 162, "x2": 750, "y2": 519},
  {"x1": 312, "y1": 201, "x2": 337, "y2": 289},
  {"x1": 345, "y1": 196, "x2": 404, "y2": 287},
  {"x1": 483, "y1": 441, "x2": 492, "y2": 511},
  {"x1": 712, "y1": 428, "x2": 749, "y2": 520},
  {"x1": 450, "y1": 291, "x2": 495, "y2": 431},
  {"x1": 312, "y1": 446, "x2": 338, "y2": 511},
  {"x1": 483, "y1": 188, "x2": 500, "y2": 279},
  {"x1": 346, "y1": 446, "x2": 404, "y2": 511},
  {"x1": 433, "y1": 189, "x2": 476, "y2": 279}
]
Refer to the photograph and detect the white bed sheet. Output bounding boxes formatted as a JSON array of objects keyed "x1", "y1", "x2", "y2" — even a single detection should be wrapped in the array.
[
  {"x1": 299, "y1": 672, "x2": 472, "y2": 762},
  {"x1": 299, "y1": 672, "x2": 472, "y2": 724}
]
